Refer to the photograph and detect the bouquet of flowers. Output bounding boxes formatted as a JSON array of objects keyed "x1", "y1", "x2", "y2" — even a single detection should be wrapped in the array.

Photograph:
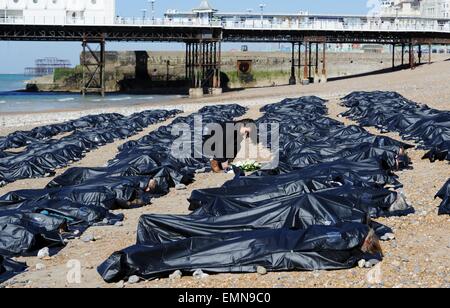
[{"x1": 233, "y1": 160, "x2": 262, "y2": 172}]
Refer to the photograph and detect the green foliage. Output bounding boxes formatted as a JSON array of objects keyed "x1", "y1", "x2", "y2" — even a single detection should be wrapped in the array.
[
  {"x1": 53, "y1": 66, "x2": 83, "y2": 82},
  {"x1": 223, "y1": 70, "x2": 290, "y2": 85}
]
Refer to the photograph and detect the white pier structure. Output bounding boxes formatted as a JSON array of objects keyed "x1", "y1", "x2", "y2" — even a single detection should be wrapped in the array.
[
  {"x1": 0, "y1": 0, "x2": 448, "y2": 33},
  {"x1": 0, "y1": 0, "x2": 116, "y2": 24},
  {"x1": 0, "y1": 0, "x2": 449, "y2": 95}
]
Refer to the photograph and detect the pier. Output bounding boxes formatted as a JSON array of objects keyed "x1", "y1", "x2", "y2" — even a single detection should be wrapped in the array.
[{"x1": 1, "y1": 2, "x2": 449, "y2": 95}]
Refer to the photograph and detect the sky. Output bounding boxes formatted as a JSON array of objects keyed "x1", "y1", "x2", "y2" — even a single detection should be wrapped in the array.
[{"x1": 0, "y1": 0, "x2": 371, "y2": 74}]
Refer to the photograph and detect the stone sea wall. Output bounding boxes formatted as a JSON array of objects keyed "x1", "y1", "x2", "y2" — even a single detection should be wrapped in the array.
[{"x1": 27, "y1": 50, "x2": 405, "y2": 93}]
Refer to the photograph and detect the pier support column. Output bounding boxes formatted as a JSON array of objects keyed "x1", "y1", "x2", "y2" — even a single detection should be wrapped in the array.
[
  {"x1": 428, "y1": 43, "x2": 432, "y2": 64},
  {"x1": 298, "y1": 42, "x2": 302, "y2": 80},
  {"x1": 392, "y1": 44, "x2": 396, "y2": 70},
  {"x1": 289, "y1": 42, "x2": 296, "y2": 85},
  {"x1": 185, "y1": 43, "x2": 190, "y2": 83},
  {"x1": 409, "y1": 43, "x2": 415, "y2": 70},
  {"x1": 216, "y1": 41, "x2": 222, "y2": 90},
  {"x1": 186, "y1": 40, "x2": 222, "y2": 98},
  {"x1": 308, "y1": 42, "x2": 313, "y2": 81},
  {"x1": 401, "y1": 44, "x2": 405, "y2": 66},
  {"x1": 418, "y1": 45, "x2": 422, "y2": 65},
  {"x1": 81, "y1": 35, "x2": 106, "y2": 96},
  {"x1": 314, "y1": 43, "x2": 320, "y2": 83},
  {"x1": 321, "y1": 42, "x2": 327, "y2": 83},
  {"x1": 302, "y1": 41, "x2": 310, "y2": 85}
]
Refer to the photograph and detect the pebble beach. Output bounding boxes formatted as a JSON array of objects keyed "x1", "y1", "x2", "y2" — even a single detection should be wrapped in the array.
[{"x1": 1, "y1": 56, "x2": 449, "y2": 289}]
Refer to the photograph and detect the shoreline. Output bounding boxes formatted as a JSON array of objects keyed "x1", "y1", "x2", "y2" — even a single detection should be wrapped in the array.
[{"x1": 1, "y1": 57, "x2": 449, "y2": 129}]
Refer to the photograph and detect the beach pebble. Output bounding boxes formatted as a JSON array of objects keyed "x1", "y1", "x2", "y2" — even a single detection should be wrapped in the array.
[
  {"x1": 195, "y1": 168, "x2": 206, "y2": 174},
  {"x1": 414, "y1": 266, "x2": 422, "y2": 274},
  {"x1": 175, "y1": 184, "x2": 187, "y2": 190},
  {"x1": 193, "y1": 269, "x2": 209, "y2": 279},
  {"x1": 102, "y1": 218, "x2": 109, "y2": 224},
  {"x1": 116, "y1": 280, "x2": 125, "y2": 288},
  {"x1": 358, "y1": 259, "x2": 366, "y2": 268},
  {"x1": 73, "y1": 230, "x2": 80, "y2": 236},
  {"x1": 114, "y1": 221, "x2": 124, "y2": 227},
  {"x1": 81, "y1": 234, "x2": 95, "y2": 243},
  {"x1": 37, "y1": 247, "x2": 50, "y2": 259},
  {"x1": 381, "y1": 233, "x2": 396, "y2": 241},
  {"x1": 256, "y1": 266, "x2": 268, "y2": 275},
  {"x1": 365, "y1": 259, "x2": 381, "y2": 268},
  {"x1": 128, "y1": 275, "x2": 140, "y2": 284},
  {"x1": 35, "y1": 263, "x2": 46, "y2": 271},
  {"x1": 169, "y1": 270, "x2": 183, "y2": 280},
  {"x1": 392, "y1": 260, "x2": 401, "y2": 267}
]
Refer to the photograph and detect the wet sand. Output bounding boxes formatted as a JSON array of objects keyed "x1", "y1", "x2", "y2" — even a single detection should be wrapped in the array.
[{"x1": 0, "y1": 57, "x2": 449, "y2": 288}]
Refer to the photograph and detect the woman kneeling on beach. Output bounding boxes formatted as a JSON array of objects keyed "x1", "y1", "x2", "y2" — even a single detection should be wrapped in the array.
[{"x1": 207, "y1": 119, "x2": 273, "y2": 173}]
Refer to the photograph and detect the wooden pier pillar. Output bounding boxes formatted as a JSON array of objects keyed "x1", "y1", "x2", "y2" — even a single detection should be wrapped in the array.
[
  {"x1": 401, "y1": 44, "x2": 405, "y2": 66},
  {"x1": 303, "y1": 41, "x2": 309, "y2": 84},
  {"x1": 428, "y1": 43, "x2": 432, "y2": 64},
  {"x1": 321, "y1": 42, "x2": 327, "y2": 83},
  {"x1": 392, "y1": 44, "x2": 396, "y2": 69},
  {"x1": 308, "y1": 42, "x2": 312, "y2": 80},
  {"x1": 289, "y1": 42, "x2": 296, "y2": 85},
  {"x1": 409, "y1": 43, "x2": 415, "y2": 70},
  {"x1": 81, "y1": 34, "x2": 106, "y2": 96},
  {"x1": 185, "y1": 43, "x2": 189, "y2": 81},
  {"x1": 418, "y1": 45, "x2": 422, "y2": 64},
  {"x1": 186, "y1": 40, "x2": 222, "y2": 97},
  {"x1": 314, "y1": 43, "x2": 320, "y2": 83},
  {"x1": 217, "y1": 41, "x2": 222, "y2": 89},
  {"x1": 298, "y1": 42, "x2": 302, "y2": 80}
]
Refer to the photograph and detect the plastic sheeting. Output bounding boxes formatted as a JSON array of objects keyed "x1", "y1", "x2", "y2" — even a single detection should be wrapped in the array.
[
  {"x1": 0, "y1": 110, "x2": 181, "y2": 187},
  {"x1": 341, "y1": 91, "x2": 450, "y2": 162},
  {"x1": 99, "y1": 97, "x2": 410, "y2": 282},
  {"x1": 189, "y1": 166, "x2": 411, "y2": 218},
  {"x1": 257, "y1": 97, "x2": 412, "y2": 172},
  {"x1": 99, "y1": 223, "x2": 375, "y2": 283},
  {"x1": 0, "y1": 256, "x2": 27, "y2": 284},
  {"x1": 0, "y1": 113, "x2": 124, "y2": 151},
  {"x1": 139, "y1": 187, "x2": 394, "y2": 245},
  {"x1": 436, "y1": 179, "x2": 450, "y2": 215},
  {"x1": 0, "y1": 104, "x2": 246, "y2": 282}
]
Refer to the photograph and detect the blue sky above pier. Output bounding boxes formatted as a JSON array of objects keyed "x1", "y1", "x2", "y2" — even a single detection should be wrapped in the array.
[
  {"x1": 117, "y1": 0, "x2": 369, "y2": 17},
  {"x1": 0, "y1": 0, "x2": 370, "y2": 74}
]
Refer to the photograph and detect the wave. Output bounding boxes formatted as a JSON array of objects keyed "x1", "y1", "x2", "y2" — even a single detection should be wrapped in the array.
[
  {"x1": 107, "y1": 97, "x2": 132, "y2": 102},
  {"x1": 58, "y1": 98, "x2": 75, "y2": 102},
  {"x1": 136, "y1": 96, "x2": 154, "y2": 100}
]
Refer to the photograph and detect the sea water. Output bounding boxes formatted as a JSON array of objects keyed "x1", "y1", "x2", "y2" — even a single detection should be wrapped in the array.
[{"x1": 0, "y1": 74, "x2": 179, "y2": 113}]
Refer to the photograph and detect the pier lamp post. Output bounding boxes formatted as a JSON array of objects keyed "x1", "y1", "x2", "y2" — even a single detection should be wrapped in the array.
[
  {"x1": 141, "y1": 9, "x2": 147, "y2": 22},
  {"x1": 246, "y1": 9, "x2": 253, "y2": 27},
  {"x1": 259, "y1": 3, "x2": 266, "y2": 27},
  {"x1": 149, "y1": 0, "x2": 156, "y2": 21}
]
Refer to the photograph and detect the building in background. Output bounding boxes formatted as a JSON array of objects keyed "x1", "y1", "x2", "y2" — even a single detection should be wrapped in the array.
[
  {"x1": 25, "y1": 57, "x2": 71, "y2": 77},
  {"x1": 380, "y1": 0, "x2": 450, "y2": 18},
  {"x1": 192, "y1": 0, "x2": 217, "y2": 25},
  {"x1": 0, "y1": 0, "x2": 116, "y2": 24},
  {"x1": 420, "y1": 0, "x2": 450, "y2": 18}
]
